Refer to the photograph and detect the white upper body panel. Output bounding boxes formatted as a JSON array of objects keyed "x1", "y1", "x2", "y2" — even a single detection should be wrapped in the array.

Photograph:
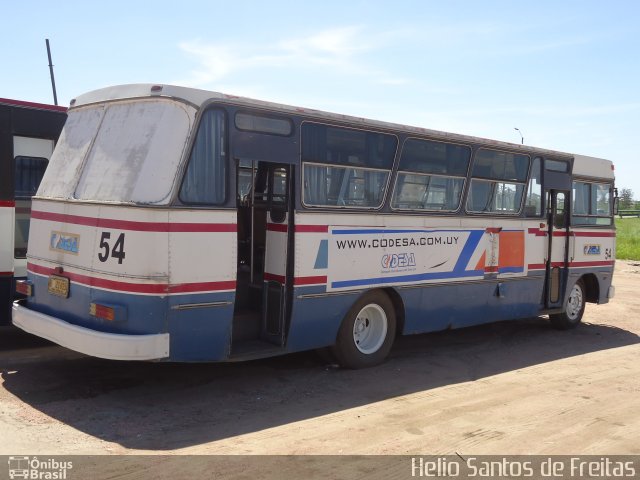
[
  {"x1": 40, "y1": 83, "x2": 613, "y2": 208},
  {"x1": 572, "y1": 154, "x2": 615, "y2": 181}
]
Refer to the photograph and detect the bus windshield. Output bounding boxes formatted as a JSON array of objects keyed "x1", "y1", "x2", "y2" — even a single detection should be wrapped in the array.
[{"x1": 38, "y1": 98, "x2": 195, "y2": 204}]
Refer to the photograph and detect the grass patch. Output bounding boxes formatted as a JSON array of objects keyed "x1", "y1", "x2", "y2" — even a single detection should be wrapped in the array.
[{"x1": 616, "y1": 217, "x2": 640, "y2": 260}]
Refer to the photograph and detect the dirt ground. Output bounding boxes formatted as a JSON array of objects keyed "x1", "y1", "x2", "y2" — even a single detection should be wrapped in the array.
[{"x1": 1, "y1": 262, "x2": 639, "y2": 457}]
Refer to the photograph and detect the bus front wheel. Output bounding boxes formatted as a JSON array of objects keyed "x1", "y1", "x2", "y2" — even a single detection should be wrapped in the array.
[
  {"x1": 550, "y1": 279, "x2": 586, "y2": 330},
  {"x1": 332, "y1": 291, "x2": 396, "y2": 369}
]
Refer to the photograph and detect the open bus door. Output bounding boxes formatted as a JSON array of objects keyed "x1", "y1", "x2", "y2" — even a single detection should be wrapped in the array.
[
  {"x1": 544, "y1": 189, "x2": 570, "y2": 309},
  {"x1": 234, "y1": 160, "x2": 293, "y2": 355},
  {"x1": 261, "y1": 163, "x2": 292, "y2": 346}
]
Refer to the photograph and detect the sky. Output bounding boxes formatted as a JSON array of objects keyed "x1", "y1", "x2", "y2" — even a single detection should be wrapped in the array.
[{"x1": 2, "y1": 0, "x2": 639, "y2": 196}]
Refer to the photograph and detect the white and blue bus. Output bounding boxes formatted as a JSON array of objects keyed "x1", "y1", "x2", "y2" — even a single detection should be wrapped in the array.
[
  {"x1": 0, "y1": 98, "x2": 66, "y2": 326},
  {"x1": 12, "y1": 85, "x2": 616, "y2": 367}
]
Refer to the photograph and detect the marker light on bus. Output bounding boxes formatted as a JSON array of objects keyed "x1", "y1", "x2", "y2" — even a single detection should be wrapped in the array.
[
  {"x1": 150, "y1": 85, "x2": 163, "y2": 93},
  {"x1": 15, "y1": 280, "x2": 33, "y2": 297},
  {"x1": 89, "y1": 303, "x2": 115, "y2": 322}
]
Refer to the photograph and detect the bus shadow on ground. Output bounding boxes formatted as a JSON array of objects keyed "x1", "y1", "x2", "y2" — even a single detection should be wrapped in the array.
[
  {"x1": 0, "y1": 326, "x2": 53, "y2": 350},
  {"x1": 1, "y1": 317, "x2": 638, "y2": 451}
]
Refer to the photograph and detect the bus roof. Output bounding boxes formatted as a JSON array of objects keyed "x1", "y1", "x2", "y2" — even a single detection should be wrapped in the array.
[
  {"x1": 0, "y1": 98, "x2": 67, "y2": 113},
  {"x1": 70, "y1": 84, "x2": 613, "y2": 177}
]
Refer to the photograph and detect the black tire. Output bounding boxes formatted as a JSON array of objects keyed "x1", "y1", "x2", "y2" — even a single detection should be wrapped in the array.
[
  {"x1": 332, "y1": 291, "x2": 396, "y2": 369},
  {"x1": 550, "y1": 279, "x2": 586, "y2": 330}
]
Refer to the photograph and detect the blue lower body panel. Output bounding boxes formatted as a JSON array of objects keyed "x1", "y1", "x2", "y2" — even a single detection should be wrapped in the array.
[
  {"x1": 286, "y1": 275, "x2": 547, "y2": 352},
  {"x1": 21, "y1": 273, "x2": 235, "y2": 362}
]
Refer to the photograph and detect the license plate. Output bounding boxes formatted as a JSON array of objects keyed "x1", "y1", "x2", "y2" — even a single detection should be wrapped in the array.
[{"x1": 48, "y1": 275, "x2": 70, "y2": 298}]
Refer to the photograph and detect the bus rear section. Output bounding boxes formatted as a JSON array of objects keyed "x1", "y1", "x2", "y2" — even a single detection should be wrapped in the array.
[
  {"x1": 12, "y1": 88, "x2": 238, "y2": 361},
  {"x1": 0, "y1": 99, "x2": 66, "y2": 325}
]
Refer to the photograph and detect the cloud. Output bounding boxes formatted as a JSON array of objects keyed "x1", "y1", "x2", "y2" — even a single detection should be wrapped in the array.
[
  {"x1": 177, "y1": 43, "x2": 237, "y2": 83},
  {"x1": 176, "y1": 26, "x2": 408, "y2": 88},
  {"x1": 277, "y1": 26, "x2": 369, "y2": 59}
]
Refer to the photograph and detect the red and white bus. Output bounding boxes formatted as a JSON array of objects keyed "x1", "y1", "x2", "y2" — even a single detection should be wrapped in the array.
[
  {"x1": 12, "y1": 85, "x2": 615, "y2": 367},
  {"x1": 0, "y1": 98, "x2": 66, "y2": 325}
]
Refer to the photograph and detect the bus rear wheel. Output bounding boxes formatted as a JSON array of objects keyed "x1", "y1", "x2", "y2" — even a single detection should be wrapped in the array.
[
  {"x1": 550, "y1": 279, "x2": 586, "y2": 330},
  {"x1": 332, "y1": 291, "x2": 396, "y2": 369}
]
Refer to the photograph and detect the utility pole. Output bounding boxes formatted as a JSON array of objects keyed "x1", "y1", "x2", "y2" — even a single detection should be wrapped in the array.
[{"x1": 46, "y1": 39, "x2": 58, "y2": 106}]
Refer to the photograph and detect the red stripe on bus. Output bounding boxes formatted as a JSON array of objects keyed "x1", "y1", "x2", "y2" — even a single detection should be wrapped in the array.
[
  {"x1": 266, "y1": 223, "x2": 288, "y2": 232},
  {"x1": 528, "y1": 260, "x2": 614, "y2": 270},
  {"x1": 528, "y1": 228, "x2": 615, "y2": 238},
  {"x1": 0, "y1": 201, "x2": 15, "y2": 208},
  {"x1": 569, "y1": 260, "x2": 615, "y2": 267},
  {"x1": 572, "y1": 231, "x2": 616, "y2": 237},
  {"x1": 168, "y1": 281, "x2": 237, "y2": 294},
  {"x1": 264, "y1": 272, "x2": 286, "y2": 284},
  {"x1": 296, "y1": 225, "x2": 329, "y2": 233},
  {"x1": 263, "y1": 274, "x2": 328, "y2": 285},
  {"x1": 527, "y1": 228, "x2": 569, "y2": 237},
  {"x1": 31, "y1": 210, "x2": 236, "y2": 233},
  {"x1": 527, "y1": 228, "x2": 546, "y2": 236},
  {"x1": 294, "y1": 275, "x2": 327, "y2": 285},
  {"x1": 528, "y1": 263, "x2": 547, "y2": 270},
  {"x1": 484, "y1": 266, "x2": 499, "y2": 273},
  {"x1": 0, "y1": 271, "x2": 13, "y2": 277},
  {"x1": 0, "y1": 98, "x2": 67, "y2": 112},
  {"x1": 27, "y1": 262, "x2": 235, "y2": 294}
]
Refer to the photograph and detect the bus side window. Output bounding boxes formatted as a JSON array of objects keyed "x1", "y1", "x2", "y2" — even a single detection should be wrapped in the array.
[
  {"x1": 391, "y1": 138, "x2": 469, "y2": 212},
  {"x1": 14, "y1": 155, "x2": 48, "y2": 258},
  {"x1": 301, "y1": 123, "x2": 396, "y2": 208},
  {"x1": 524, "y1": 157, "x2": 542, "y2": 217},
  {"x1": 466, "y1": 149, "x2": 529, "y2": 215},
  {"x1": 554, "y1": 192, "x2": 566, "y2": 229},
  {"x1": 571, "y1": 180, "x2": 613, "y2": 225},
  {"x1": 180, "y1": 109, "x2": 227, "y2": 205}
]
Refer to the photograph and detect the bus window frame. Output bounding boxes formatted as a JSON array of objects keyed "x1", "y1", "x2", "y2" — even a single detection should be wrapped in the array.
[
  {"x1": 299, "y1": 120, "x2": 398, "y2": 211},
  {"x1": 301, "y1": 161, "x2": 392, "y2": 210},
  {"x1": 14, "y1": 155, "x2": 49, "y2": 199},
  {"x1": 545, "y1": 159, "x2": 570, "y2": 173},
  {"x1": 570, "y1": 178, "x2": 614, "y2": 226},
  {"x1": 523, "y1": 156, "x2": 544, "y2": 218},
  {"x1": 234, "y1": 110, "x2": 294, "y2": 137},
  {"x1": 177, "y1": 107, "x2": 230, "y2": 207},
  {"x1": 390, "y1": 170, "x2": 467, "y2": 213},
  {"x1": 14, "y1": 155, "x2": 50, "y2": 259},
  {"x1": 464, "y1": 147, "x2": 531, "y2": 216},
  {"x1": 389, "y1": 136, "x2": 472, "y2": 214}
]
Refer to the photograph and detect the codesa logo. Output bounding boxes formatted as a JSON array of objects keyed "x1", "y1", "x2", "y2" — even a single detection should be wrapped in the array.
[
  {"x1": 583, "y1": 244, "x2": 601, "y2": 255},
  {"x1": 381, "y1": 252, "x2": 416, "y2": 269},
  {"x1": 49, "y1": 231, "x2": 80, "y2": 255}
]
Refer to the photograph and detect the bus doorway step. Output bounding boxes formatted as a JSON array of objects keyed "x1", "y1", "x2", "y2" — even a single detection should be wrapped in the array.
[{"x1": 229, "y1": 339, "x2": 285, "y2": 362}]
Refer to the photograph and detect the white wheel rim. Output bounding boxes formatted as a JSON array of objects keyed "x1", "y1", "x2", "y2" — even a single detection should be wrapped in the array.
[
  {"x1": 352, "y1": 303, "x2": 388, "y2": 354},
  {"x1": 566, "y1": 284, "x2": 583, "y2": 321}
]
